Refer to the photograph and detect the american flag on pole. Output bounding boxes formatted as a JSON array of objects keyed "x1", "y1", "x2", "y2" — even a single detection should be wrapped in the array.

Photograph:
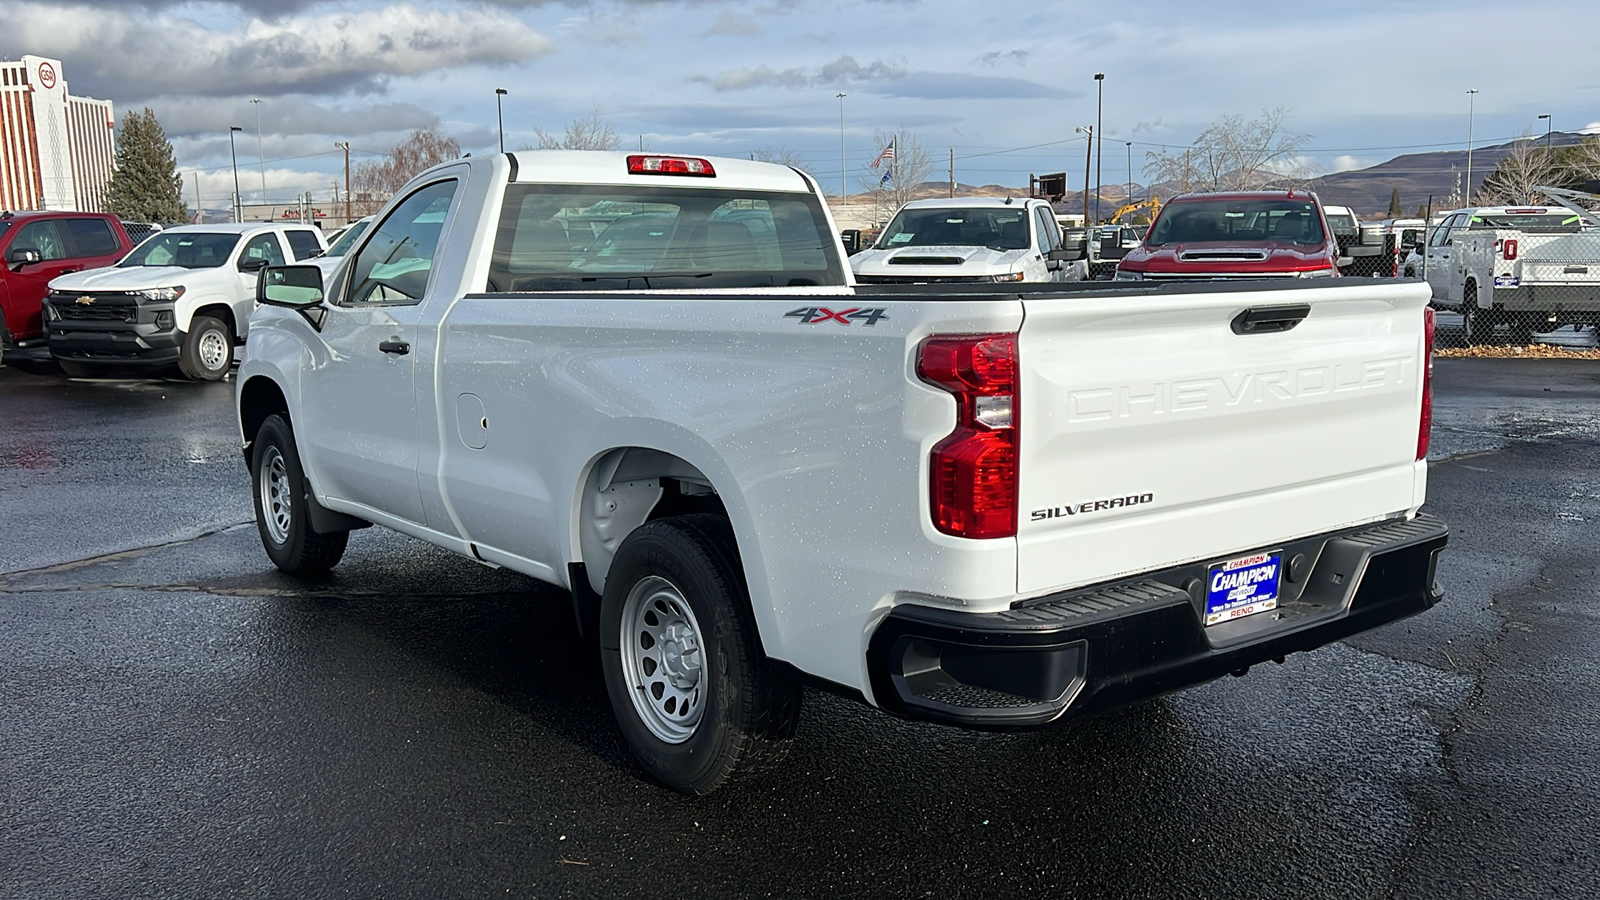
[{"x1": 870, "y1": 139, "x2": 896, "y2": 168}]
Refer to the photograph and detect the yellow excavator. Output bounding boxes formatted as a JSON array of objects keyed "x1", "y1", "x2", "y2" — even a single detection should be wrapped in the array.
[{"x1": 1107, "y1": 196, "x2": 1161, "y2": 227}]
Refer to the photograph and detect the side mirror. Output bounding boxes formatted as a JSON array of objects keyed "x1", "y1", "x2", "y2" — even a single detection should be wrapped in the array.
[
  {"x1": 839, "y1": 229, "x2": 861, "y2": 255},
  {"x1": 1048, "y1": 246, "x2": 1087, "y2": 263},
  {"x1": 258, "y1": 265, "x2": 328, "y2": 330},
  {"x1": 238, "y1": 257, "x2": 270, "y2": 273},
  {"x1": 7, "y1": 247, "x2": 42, "y2": 270},
  {"x1": 1337, "y1": 255, "x2": 1354, "y2": 268}
]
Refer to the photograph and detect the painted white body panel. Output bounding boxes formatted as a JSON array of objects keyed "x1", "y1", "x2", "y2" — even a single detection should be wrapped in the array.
[
  {"x1": 50, "y1": 222, "x2": 326, "y2": 336},
  {"x1": 240, "y1": 152, "x2": 1433, "y2": 703}
]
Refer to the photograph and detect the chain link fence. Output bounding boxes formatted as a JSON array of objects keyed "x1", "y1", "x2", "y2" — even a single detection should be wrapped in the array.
[{"x1": 1410, "y1": 220, "x2": 1600, "y2": 350}]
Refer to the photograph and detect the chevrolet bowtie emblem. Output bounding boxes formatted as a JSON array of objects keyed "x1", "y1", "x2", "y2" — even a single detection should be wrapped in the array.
[{"x1": 76, "y1": 295, "x2": 95, "y2": 305}]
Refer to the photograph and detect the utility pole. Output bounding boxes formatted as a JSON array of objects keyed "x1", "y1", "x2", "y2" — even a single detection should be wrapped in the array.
[
  {"x1": 251, "y1": 98, "x2": 266, "y2": 201},
  {"x1": 949, "y1": 148, "x2": 954, "y2": 198},
  {"x1": 837, "y1": 92, "x2": 847, "y2": 207},
  {"x1": 192, "y1": 172, "x2": 202, "y2": 223},
  {"x1": 1126, "y1": 141, "x2": 1133, "y2": 206},
  {"x1": 1076, "y1": 125, "x2": 1093, "y2": 223},
  {"x1": 334, "y1": 142, "x2": 351, "y2": 221},
  {"x1": 1538, "y1": 113, "x2": 1552, "y2": 155},
  {"x1": 1093, "y1": 72, "x2": 1105, "y2": 224}
]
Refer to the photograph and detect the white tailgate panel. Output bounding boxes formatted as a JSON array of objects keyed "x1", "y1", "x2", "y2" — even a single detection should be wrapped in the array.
[{"x1": 1016, "y1": 282, "x2": 1429, "y2": 595}]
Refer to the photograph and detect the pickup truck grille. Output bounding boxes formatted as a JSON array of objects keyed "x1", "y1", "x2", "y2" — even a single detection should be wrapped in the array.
[{"x1": 49, "y1": 293, "x2": 139, "y2": 323}]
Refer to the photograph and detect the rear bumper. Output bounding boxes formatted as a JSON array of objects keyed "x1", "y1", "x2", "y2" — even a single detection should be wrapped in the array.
[{"x1": 866, "y1": 513, "x2": 1448, "y2": 728}]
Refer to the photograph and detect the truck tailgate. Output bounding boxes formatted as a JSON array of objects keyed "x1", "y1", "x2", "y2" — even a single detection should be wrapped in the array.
[{"x1": 1016, "y1": 280, "x2": 1428, "y2": 595}]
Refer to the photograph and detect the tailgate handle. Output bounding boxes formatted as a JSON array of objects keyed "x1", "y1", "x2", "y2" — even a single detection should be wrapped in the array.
[{"x1": 1231, "y1": 304, "x2": 1310, "y2": 335}]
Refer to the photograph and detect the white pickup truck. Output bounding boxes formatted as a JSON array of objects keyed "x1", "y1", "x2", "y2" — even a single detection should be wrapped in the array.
[
  {"x1": 237, "y1": 151, "x2": 1449, "y2": 794},
  {"x1": 850, "y1": 197, "x2": 1088, "y2": 284},
  {"x1": 46, "y1": 222, "x2": 327, "y2": 379}
]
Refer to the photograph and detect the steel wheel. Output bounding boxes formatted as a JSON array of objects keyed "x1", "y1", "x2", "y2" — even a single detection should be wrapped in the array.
[
  {"x1": 619, "y1": 574, "x2": 706, "y2": 744},
  {"x1": 258, "y1": 445, "x2": 292, "y2": 546},
  {"x1": 198, "y1": 329, "x2": 229, "y2": 371}
]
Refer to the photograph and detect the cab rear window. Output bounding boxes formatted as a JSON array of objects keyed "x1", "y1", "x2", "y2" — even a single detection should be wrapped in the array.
[
  {"x1": 1466, "y1": 213, "x2": 1583, "y2": 232},
  {"x1": 487, "y1": 184, "x2": 845, "y2": 291}
]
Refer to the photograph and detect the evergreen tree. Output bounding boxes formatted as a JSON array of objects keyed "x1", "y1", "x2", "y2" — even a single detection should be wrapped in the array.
[
  {"x1": 1414, "y1": 204, "x2": 1427, "y2": 219},
  {"x1": 1387, "y1": 189, "x2": 1402, "y2": 217},
  {"x1": 103, "y1": 108, "x2": 188, "y2": 224}
]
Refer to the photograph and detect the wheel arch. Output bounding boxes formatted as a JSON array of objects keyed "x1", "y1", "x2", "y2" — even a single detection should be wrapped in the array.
[
  {"x1": 177, "y1": 298, "x2": 238, "y2": 337},
  {"x1": 238, "y1": 375, "x2": 289, "y2": 453}
]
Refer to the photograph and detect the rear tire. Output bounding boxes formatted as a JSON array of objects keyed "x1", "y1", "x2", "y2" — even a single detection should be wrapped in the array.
[
  {"x1": 1461, "y1": 283, "x2": 1492, "y2": 346},
  {"x1": 599, "y1": 515, "x2": 801, "y2": 794},
  {"x1": 251, "y1": 414, "x2": 348, "y2": 574},
  {"x1": 178, "y1": 315, "x2": 233, "y2": 381}
]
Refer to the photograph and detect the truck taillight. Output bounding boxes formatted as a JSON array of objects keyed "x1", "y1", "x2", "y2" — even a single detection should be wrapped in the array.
[
  {"x1": 917, "y1": 333, "x2": 1018, "y2": 539},
  {"x1": 1418, "y1": 306, "x2": 1435, "y2": 460}
]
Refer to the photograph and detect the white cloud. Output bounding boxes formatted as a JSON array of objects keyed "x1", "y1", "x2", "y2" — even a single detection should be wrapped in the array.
[
  {"x1": 704, "y1": 12, "x2": 764, "y2": 38},
  {"x1": 8, "y1": 2, "x2": 552, "y2": 99},
  {"x1": 1332, "y1": 155, "x2": 1365, "y2": 173}
]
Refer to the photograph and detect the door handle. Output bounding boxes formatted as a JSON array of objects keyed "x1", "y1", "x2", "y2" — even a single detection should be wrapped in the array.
[
  {"x1": 1231, "y1": 304, "x2": 1311, "y2": 335},
  {"x1": 60, "y1": 267, "x2": 79, "y2": 274},
  {"x1": 378, "y1": 339, "x2": 410, "y2": 355}
]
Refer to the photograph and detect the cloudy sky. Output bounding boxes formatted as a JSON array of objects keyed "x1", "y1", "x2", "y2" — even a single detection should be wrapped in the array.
[{"x1": 6, "y1": 0, "x2": 1596, "y2": 211}]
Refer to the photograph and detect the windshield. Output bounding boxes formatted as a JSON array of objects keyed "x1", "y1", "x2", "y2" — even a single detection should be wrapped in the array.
[
  {"x1": 326, "y1": 220, "x2": 371, "y2": 257},
  {"x1": 118, "y1": 232, "x2": 240, "y2": 268},
  {"x1": 1466, "y1": 212, "x2": 1583, "y2": 232},
  {"x1": 1148, "y1": 198, "x2": 1326, "y2": 246},
  {"x1": 1325, "y1": 213, "x2": 1357, "y2": 237},
  {"x1": 876, "y1": 207, "x2": 1031, "y2": 251},
  {"x1": 488, "y1": 184, "x2": 845, "y2": 291}
]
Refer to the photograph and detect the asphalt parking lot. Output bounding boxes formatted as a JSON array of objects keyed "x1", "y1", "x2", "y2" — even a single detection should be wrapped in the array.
[{"x1": 2, "y1": 356, "x2": 1597, "y2": 899}]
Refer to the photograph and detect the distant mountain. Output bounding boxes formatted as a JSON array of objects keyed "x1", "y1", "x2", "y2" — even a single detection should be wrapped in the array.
[{"x1": 1308, "y1": 132, "x2": 1594, "y2": 216}]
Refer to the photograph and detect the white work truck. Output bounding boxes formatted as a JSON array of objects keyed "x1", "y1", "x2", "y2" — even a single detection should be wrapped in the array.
[
  {"x1": 850, "y1": 197, "x2": 1088, "y2": 284},
  {"x1": 1432, "y1": 205, "x2": 1600, "y2": 341},
  {"x1": 237, "y1": 151, "x2": 1448, "y2": 794},
  {"x1": 46, "y1": 222, "x2": 327, "y2": 379}
]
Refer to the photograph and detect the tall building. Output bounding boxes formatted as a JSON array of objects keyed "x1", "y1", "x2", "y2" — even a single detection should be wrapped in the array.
[{"x1": 0, "y1": 56, "x2": 115, "y2": 213}]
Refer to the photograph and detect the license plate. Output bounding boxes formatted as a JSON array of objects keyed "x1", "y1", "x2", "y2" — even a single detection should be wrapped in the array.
[{"x1": 1205, "y1": 551, "x2": 1283, "y2": 626}]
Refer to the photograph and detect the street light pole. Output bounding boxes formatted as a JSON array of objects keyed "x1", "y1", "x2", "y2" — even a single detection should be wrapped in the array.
[
  {"x1": 228, "y1": 126, "x2": 243, "y2": 222},
  {"x1": 1093, "y1": 73, "x2": 1105, "y2": 224},
  {"x1": 1464, "y1": 89, "x2": 1479, "y2": 206},
  {"x1": 250, "y1": 98, "x2": 266, "y2": 201},
  {"x1": 495, "y1": 88, "x2": 508, "y2": 154},
  {"x1": 837, "y1": 92, "x2": 848, "y2": 207},
  {"x1": 1538, "y1": 113, "x2": 1552, "y2": 155}
]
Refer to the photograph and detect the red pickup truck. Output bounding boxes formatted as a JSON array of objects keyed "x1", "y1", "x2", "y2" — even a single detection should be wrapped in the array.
[
  {"x1": 1114, "y1": 191, "x2": 1341, "y2": 281},
  {"x1": 1, "y1": 210, "x2": 137, "y2": 364}
]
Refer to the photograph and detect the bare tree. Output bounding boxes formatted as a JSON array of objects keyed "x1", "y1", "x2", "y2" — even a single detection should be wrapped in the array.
[
  {"x1": 1574, "y1": 135, "x2": 1600, "y2": 184},
  {"x1": 1477, "y1": 132, "x2": 1560, "y2": 205},
  {"x1": 750, "y1": 146, "x2": 811, "y2": 173},
  {"x1": 529, "y1": 109, "x2": 622, "y2": 151},
  {"x1": 855, "y1": 129, "x2": 933, "y2": 225},
  {"x1": 350, "y1": 124, "x2": 462, "y2": 215},
  {"x1": 1145, "y1": 108, "x2": 1312, "y2": 193}
]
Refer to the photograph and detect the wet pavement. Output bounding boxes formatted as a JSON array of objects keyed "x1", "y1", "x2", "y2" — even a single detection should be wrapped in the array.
[{"x1": 1, "y1": 358, "x2": 1597, "y2": 899}]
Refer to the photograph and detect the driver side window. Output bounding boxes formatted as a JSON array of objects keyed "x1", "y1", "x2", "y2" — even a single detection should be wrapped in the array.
[
  {"x1": 346, "y1": 179, "x2": 459, "y2": 305},
  {"x1": 14, "y1": 220, "x2": 67, "y2": 261},
  {"x1": 239, "y1": 233, "x2": 286, "y2": 270}
]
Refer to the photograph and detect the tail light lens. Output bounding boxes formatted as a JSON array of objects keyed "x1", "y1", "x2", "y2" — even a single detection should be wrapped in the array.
[
  {"x1": 1417, "y1": 306, "x2": 1435, "y2": 460},
  {"x1": 917, "y1": 333, "x2": 1019, "y2": 539}
]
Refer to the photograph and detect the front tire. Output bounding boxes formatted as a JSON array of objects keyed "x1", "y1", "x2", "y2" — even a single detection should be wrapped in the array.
[
  {"x1": 178, "y1": 315, "x2": 234, "y2": 381},
  {"x1": 251, "y1": 414, "x2": 348, "y2": 574},
  {"x1": 600, "y1": 515, "x2": 801, "y2": 794}
]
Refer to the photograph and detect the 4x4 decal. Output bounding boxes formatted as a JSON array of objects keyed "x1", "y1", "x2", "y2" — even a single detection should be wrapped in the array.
[{"x1": 784, "y1": 306, "x2": 889, "y2": 326}]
